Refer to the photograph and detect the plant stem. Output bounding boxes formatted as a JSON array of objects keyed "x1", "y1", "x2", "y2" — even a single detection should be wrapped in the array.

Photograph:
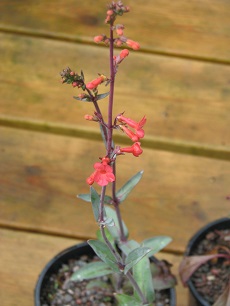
[
  {"x1": 99, "y1": 186, "x2": 106, "y2": 222},
  {"x1": 106, "y1": 23, "x2": 127, "y2": 242},
  {"x1": 100, "y1": 224, "x2": 122, "y2": 264},
  {"x1": 112, "y1": 162, "x2": 126, "y2": 242},
  {"x1": 126, "y1": 271, "x2": 148, "y2": 305},
  {"x1": 86, "y1": 88, "x2": 108, "y2": 143},
  {"x1": 107, "y1": 25, "x2": 115, "y2": 156}
]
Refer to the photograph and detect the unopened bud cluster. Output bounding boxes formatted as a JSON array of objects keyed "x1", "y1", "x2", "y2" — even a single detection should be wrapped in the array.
[
  {"x1": 60, "y1": 67, "x2": 84, "y2": 88},
  {"x1": 105, "y1": 1, "x2": 129, "y2": 24},
  {"x1": 94, "y1": 1, "x2": 140, "y2": 51}
]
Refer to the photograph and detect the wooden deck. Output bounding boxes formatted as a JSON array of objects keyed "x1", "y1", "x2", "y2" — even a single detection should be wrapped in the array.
[{"x1": 0, "y1": 1, "x2": 230, "y2": 305}]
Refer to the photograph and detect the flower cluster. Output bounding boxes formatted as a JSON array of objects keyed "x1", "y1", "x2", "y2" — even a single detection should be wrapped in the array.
[
  {"x1": 60, "y1": 67, "x2": 84, "y2": 88},
  {"x1": 118, "y1": 114, "x2": 146, "y2": 141}
]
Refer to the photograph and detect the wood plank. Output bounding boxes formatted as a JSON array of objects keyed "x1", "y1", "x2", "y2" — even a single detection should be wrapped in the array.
[
  {"x1": 0, "y1": 33, "x2": 230, "y2": 150},
  {"x1": 0, "y1": 0, "x2": 230, "y2": 62},
  {"x1": 0, "y1": 228, "x2": 186, "y2": 306},
  {"x1": 0, "y1": 126, "x2": 229, "y2": 253}
]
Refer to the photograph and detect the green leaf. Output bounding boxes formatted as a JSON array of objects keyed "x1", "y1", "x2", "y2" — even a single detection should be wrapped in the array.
[
  {"x1": 77, "y1": 193, "x2": 91, "y2": 202},
  {"x1": 100, "y1": 123, "x2": 108, "y2": 148},
  {"x1": 124, "y1": 247, "x2": 151, "y2": 274},
  {"x1": 96, "y1": 228, "x2": 116, "y2": 249},
  {"x1": 118, "y1": 240, "x2": 140, "y2": 256},
  {"x1": 115, "y1": 293, "x2": 141, "y2": 306},
  {"x1": 77, "y1": 193, "x2": 113, "y2": 204},
  {"x1": 87, "y1": 239, "x2": 120, "y2": 273},
  {"x1": 116, "y1": 171, "x2": 143, "y2": 204},
  {"x1": 104, "y1": 206, "x2": 129, "y2": 240},
  {"x1": 86, "y1": 279, "x2": 112, "y2": 290},
  {"x1": 80, "y1": 70, "x2": 85, "y2": 81},
  {"x1": 96, "y1": 91, "x2": 110, "y2": 100},
  {"x1": 142, "y1": 236, "x2": 172, "y2": 257},
  {"x1": 133, "y1": 257, "x2": 155, "y2": 303},
  {"x1": 70, "y1": 261, "x2": 113, "y2": 282},
  {"x1": 73, "y1": 96, "x2": 92, "y2": 102},
  {"x1": 90, "y1": 187, "x2": 101, "y2": 222}
]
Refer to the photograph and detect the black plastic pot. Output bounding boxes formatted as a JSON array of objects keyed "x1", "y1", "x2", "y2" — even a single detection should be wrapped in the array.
[
  {"x1": 185, "y1": 217, "x2": 230, "y2": 306},
  {"x1": 35, "y1": 241, "x2": 176, "y2": 306}
]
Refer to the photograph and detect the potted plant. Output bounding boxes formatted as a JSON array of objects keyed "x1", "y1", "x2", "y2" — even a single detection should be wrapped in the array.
[
  {"x1": 35, "y1": 1, "x2": 177, "y2": 305},
  {"x1": 179, "y1": 217, "x2": 230, "y2": 306}
]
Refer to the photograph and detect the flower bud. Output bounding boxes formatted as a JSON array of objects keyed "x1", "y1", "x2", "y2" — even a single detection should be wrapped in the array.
[
  {"x1": 120, "y1": 49, "x2": 129, "y2": 59},
  {"x1": 107, "y1": 9, "x2": 114, "y2": 16},
  {"x1": 94, "y1": 35, "x2": 104, "y2": 43},
  {"x1": 84, "y1": 114, "x2": 94, "y2": 121},
  {"x1": 126, "y1": 39, "x2": 140, "y2": 50}
]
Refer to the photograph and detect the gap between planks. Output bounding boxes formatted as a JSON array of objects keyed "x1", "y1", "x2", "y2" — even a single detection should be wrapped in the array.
[
  {"x1": 0, "y1": 115, "x2": 229, "y2": 161},
  {"x1": 1, "y1": 25, "x2": 230, "y2": 66},
  {"x1": 0, "y1": 223, "x2": 183, "y2": 256}
]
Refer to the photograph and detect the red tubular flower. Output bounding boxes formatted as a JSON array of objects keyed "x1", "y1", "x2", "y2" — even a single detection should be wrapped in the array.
[
  {"x1": 126, "y1": 39, "x2": 140, "y2": 50},
  {"x1": 86, "y1": 75, "x2": 106, "y2": 90},
  {"x1": 93, "y1": 163, "x2": 115, "y2": 186},
  {"x1": 119, "y1": 142, "x2": 143, "y2": 157},
  {"x1": 119, "y1": 125, "x2": 139, "y2": 142},
  {"x1": 117, "y1": 115, "x2": 146, "y2": 130},
  {"x1": 135, "y1": 128, "x2": 145, "y2": 139}
]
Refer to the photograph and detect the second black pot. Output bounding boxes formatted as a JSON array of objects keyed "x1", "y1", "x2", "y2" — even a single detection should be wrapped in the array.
[{"x1": 185, "y1": 217, "x2": 230, "y2": 306}]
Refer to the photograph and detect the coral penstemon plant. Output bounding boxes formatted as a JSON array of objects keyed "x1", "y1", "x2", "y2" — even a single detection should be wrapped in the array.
[{"x1": 60, "y1": 1, "x2": 176, "y2": 305}]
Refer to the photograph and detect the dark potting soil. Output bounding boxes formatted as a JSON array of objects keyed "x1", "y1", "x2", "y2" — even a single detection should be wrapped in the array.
[
  {"x1": 41, "y1": 254, "x2": 172, "y2": 306},
  {"x1": 190, "y1": 229, "x2": 230, "y2": 305}
]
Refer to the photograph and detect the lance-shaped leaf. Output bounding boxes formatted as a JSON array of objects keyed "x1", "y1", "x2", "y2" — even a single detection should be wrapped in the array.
[
  {"x1": 105, "y1": 206, "x2": 129, "y2": 240},
  {"x1": 124, "y1": 247, "x2": 151, "y2": 274},
  {"x1": 73, "y1": 96, "x2": 92, "y2": 102},
  {"x1": 118, "y1": 239, "x2": 140, "y2": 256},
  {"x1": 96, "y1": 228, "x2": 116, "y2": 249},
  {"x1": 71, "y1": 261, "x2": 113, "y2": 282},
  {"x1": 90, "y1": 187, "x2": 101, "y2": 222},
  {"x1": 88, "y1": 239, "x2": 120, "y2": 273},
  {"x1": 116, "y1": 171, "x2": 143, "y2": 203},
  {"x1": 96, "y1": 92, "x2": 110, "y2": 101},
  {"x1": 179, "y1": 254, "x2": 229, "y2": 286},
  {"x1": 142, "y1": 236, "x2": 172, "y2": 257},
  {"x1": 80, "y1": 70, "x2": 85, "y2": 81},
  {"x1": 115, "y1": 293, "x2": 141, "y2": 306},
  {"x1": 213, "y1": 281, "x2": 230, "y2": 306},
  {"x1": 133, "y1": 256, "x2": 155, "y2": 303},
  {"x1": 78, "y1": 193, "x2": 113, "y2": 205}
]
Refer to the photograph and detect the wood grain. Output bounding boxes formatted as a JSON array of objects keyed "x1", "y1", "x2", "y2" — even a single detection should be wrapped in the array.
[
  {"x1": 0, "y1": 0, "x2": 230, "y2": 62},
  {"x1": 0, "y1": 228, "x2": 187, "y2": 306},
  {"x1": 1, "y1": 33, "x2": 230, "y2": 150},
  {"x1": 1, "y1": 126, "x2": 229, "y2": 253}
]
